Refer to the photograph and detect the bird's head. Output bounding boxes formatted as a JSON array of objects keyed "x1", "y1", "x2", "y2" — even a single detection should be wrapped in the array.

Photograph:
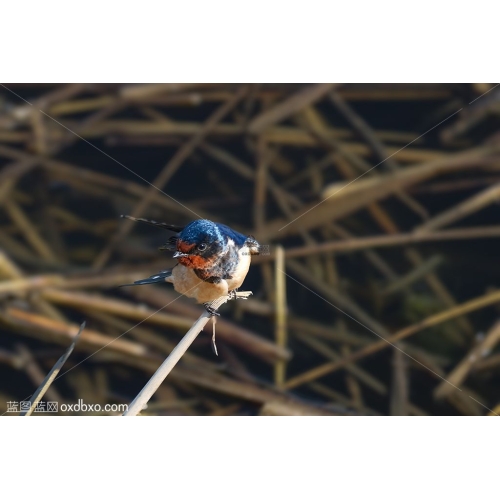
[{"x1": 173, "y1": 220, "x2": 226, "y2": 269}]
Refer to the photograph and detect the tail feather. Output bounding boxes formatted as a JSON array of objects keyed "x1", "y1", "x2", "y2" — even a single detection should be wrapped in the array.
[
  {"x1": 120, "y1": 270, "x2": 172, "y2": 287},
  {"x1": 120, "y1": 215, "x2": 184, "y2": 233}
]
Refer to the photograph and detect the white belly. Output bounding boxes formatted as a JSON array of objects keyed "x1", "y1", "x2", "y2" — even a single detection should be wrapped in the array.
[{"x1": 169, "y1": 265, "x2": 228, "y2": 304}]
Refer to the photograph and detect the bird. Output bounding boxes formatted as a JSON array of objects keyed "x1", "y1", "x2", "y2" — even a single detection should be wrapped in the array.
[{"x1": 121, "y1": 216, "x2": 260, "y2": 316}]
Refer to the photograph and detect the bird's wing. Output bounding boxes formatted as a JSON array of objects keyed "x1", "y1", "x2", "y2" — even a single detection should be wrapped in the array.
[
  {"x1": 214, "y1": 223, "x2": 248, "y2": 246},
  {"x1": 245, "y1": 235, "x2": 261, "y2": 255},
  {"x1": 119, "y1": 269, "x2": 173, "y2": 287},
  {"x1": 121, "y1": 215, "x2": 184, "y2": 233}
]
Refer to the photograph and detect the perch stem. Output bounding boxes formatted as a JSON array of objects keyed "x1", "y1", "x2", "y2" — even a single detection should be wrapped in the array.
[{"x1": 123, "y1": 291, "x2": 251, "y2": 416}]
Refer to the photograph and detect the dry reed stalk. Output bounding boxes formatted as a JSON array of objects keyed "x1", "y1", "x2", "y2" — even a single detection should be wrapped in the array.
[
  {"x1": 1, "y1": 83, "x2": 87, "y2": 129},
  {"x1": 40, "y1": 288, "x2": 194, "y2": 329},
  {"x1": 248, "y1": 83, "x2": 339, "y2": 134},
  {"x1": 273, "y1": 246, "x2": 287, "y2": 387},
  {"x1": 415, "y1": 183, "x2": 500, "y2": 233},
  {"x1": 254, "y1": 226, "x2": 500, "y2": 260},
  {"x1": 3, "y1": 200, "x2": 58, "y2": 262},
  {"x1": 390, "y1": 349, "x2": 409, "y2": 416},
  {"x1": 434, "y1": 320, "x2": 500, "y2": 399},
  {"x1": 263, "y1": 127, "x2": 445, "y2": 161},
  {"x1": 341, "y1": 344, "x2": 364, "y2": 411},
  {"x1": 21, "y1": 322, "x2": 85, "y2": 416},
  {"x1": 16, "y1": 344, "x2": 64, "y2": 403},
  {"x1": 0, "y1": 307, "x2": 147, "y2": 357}
]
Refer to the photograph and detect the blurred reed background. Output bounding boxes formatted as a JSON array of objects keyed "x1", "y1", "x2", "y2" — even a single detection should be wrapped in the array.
[{"x1": 0, "y1": 83, "x2": 499, "y2": 416}]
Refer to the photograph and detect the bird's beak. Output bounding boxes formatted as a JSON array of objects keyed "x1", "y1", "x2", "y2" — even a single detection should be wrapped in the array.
[{"x1": 173, "y1": 251, "x2": 189, "y2": 259}]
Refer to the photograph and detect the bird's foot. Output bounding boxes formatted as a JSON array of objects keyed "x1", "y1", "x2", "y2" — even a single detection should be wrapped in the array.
[
  {"x1": 228, "y1": 290, "x2": 252, "y2": 301},
  {"x1": 204, "y1": 303, "x2": 221, "y2": 316},
  {"x1": 204, "y1": 291, "x2": 253, "y2": 316}
]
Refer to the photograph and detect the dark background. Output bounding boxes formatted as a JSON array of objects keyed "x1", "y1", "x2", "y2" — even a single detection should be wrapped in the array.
[{"x1": 1, "y1": 83, "x2": 499, "y2": 416}]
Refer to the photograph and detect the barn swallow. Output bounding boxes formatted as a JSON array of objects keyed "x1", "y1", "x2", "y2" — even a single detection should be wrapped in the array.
[{"x1": 121, "y1": 216, "x2": 260, "y2": 316}]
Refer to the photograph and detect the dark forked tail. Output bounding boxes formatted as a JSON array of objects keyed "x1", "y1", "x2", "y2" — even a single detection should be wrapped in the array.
[
  {"x1": 119, "y1": 270, "x2": 172, "y2": 287},
  {"x1": 120, "y1": 215, "x2": 184, "y2": 233}
]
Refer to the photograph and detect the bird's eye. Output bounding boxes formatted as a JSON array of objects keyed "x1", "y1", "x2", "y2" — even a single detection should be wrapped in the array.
[{"x1": 197, "y1": 243, "x2": 207, "y2": 251}]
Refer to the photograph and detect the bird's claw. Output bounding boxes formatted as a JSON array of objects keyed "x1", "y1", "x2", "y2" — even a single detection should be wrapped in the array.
[
  {"x1": 204, "y1": 304, "x2": 221, "y2": 316},
  {"x1": 204, "y1": 290, "x2": 253, "y2": 316},
  {"x1": 228, "y1": 290, "x2": 252, "y2": 301}
]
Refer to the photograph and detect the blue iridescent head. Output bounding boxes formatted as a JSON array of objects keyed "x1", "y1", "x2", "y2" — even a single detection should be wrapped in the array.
[
  {"x1": 179, "y1": 220, "x2": 224, "y2": 245},
  {"x1": 175, "y1": 220, "x2": 226, "y2": 268}
]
